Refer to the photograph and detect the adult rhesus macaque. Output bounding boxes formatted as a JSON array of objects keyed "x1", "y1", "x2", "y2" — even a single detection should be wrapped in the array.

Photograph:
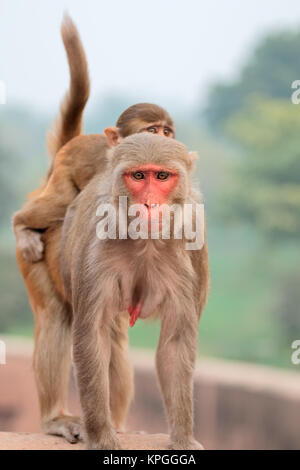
[
  {"x1": 13, "y1": 15, "x2": 176, "y2": 444},
  {"x1": 13, "y1": 15, "x2": 174, "y2": 264},
  {"x1": 61, "y1": 133, "x2": 209, "y2": 450}
]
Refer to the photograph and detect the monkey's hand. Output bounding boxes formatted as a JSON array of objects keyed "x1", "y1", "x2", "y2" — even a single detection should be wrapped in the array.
[
  {"x1": 15, "y1": 227, "x2": 44, "y2": 262},
  {"x1": 169, "y1": 438, "x2": 204, "y2": 450}
]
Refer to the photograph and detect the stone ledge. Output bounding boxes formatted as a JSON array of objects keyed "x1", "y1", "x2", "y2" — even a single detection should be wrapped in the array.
[
  {"x1": 0, "y1": 432, "x2": 170, "y2": 450},
  {"x1": 3, "y1": 336, "x2": 300, "y2": 449}
]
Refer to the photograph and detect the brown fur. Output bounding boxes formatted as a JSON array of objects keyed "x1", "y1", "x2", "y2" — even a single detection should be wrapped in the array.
[
  {"x1": 60, "y1": 133, "x2": 209, "y2": 449},
  {"x1": 13, "y1": 15, "x2": 177, "y2": 444},
  {"x1": 47, "y1": 14, "x2": 90, "y2": 171},
  {"x1": 13, "y1": 12, "x2": 91, "y2": 261},
  {"x1": 13, "y1": 135, "x2": 109, "y2": 261},
  {"x1": 16, "y1": 218, "x2": 133, "y2": 442},
  {"x1": 13, "y1": 104, "x2": 174, "y2": 263},
  {"x1": 13, "y1": 14, "x2": 174, "y2": 264}
]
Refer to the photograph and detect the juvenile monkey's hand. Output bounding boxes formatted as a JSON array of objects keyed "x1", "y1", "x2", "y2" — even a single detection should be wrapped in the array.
[{"x1": 16, "y1": 228, "x2": 44, "y2": 262}]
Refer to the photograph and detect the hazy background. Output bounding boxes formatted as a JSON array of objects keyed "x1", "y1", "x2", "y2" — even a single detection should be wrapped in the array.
[{"x1": 1, "y1": 0, "x2": 300, "y2": 369}]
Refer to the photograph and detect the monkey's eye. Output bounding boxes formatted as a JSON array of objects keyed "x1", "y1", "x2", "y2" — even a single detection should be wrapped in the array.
[
  {"x1": 132, "y1": 171, "x2": 145, "y2": 180},
  {"x1": 147, "y1": 126, "x2": 157, "y2": 134},
  {"x1": 156, "y1": 171, "x2": 170, "y2": 180}
]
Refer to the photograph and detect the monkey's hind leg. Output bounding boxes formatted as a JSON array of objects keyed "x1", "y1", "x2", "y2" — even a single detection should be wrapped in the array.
[
  {"x1": 156, "y1": 311, "x2": 203, "y2": 450},
  {"x1": 72, "y1": 314, "x2": 121, "y2": 450},
  {"x1": 23, "y1": 260, "x2": 82, "y2": 443},
  {"x1": 109, "y1": 313, "x2": 134, "y2": 431}
]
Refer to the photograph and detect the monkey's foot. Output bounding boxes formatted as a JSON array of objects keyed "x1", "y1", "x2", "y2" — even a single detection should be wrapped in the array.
[
  {"x1": 18, "y1": 229, "x2": 44, "y2": 262},
  {"x1": 128, "y1": 303, "x2": 141, "y2": 327},
  {"x1": 87, "y1": 430, "x2": 122, "y2": 450},
  {"x1": 169, "y1": 438, "x2": 204, "y2": 450},
  {"x1": 43, "y1": 415, "x2": 83, "y2": 444}
]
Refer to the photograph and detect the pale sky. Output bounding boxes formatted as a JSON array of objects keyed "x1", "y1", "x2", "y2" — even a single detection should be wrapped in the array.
[{"x1": 1, "y1": 0, "x2": 300, "y2": 115}]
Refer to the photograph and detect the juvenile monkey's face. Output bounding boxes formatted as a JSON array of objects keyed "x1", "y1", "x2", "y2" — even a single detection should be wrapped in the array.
[
  {"x1": 137, "y1": 121, "x2": 174, "y2": 138},
  {"x1": 123, "y1": 164, "x2": 179, "y2": 219},
  {"x1": 104, "y1": 121, "x2": 174, "y2": 147}
]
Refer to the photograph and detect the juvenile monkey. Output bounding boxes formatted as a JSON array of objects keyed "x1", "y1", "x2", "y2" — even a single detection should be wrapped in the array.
[
  {"x1": 13, "y1": 16, "x2": 174, "y2": 263},
  {"x1": 13, "y1": 15, "x2": 175, "y2": 443},
  {"x1": 61, "y1": 133, "x2": 209, "y2": 450}
]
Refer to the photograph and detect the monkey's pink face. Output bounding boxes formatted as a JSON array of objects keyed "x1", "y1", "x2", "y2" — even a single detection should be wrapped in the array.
[{"x1": 123, "y1": 164, "x2": 179, "y2": 219}]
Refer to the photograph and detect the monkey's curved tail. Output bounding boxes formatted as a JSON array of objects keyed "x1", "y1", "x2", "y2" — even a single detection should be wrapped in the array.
[{"x1": 46, "y1": 13, "x2": 90, "y2": 176}]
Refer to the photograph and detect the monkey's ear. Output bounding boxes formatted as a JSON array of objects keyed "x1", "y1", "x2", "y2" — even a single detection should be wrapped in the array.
[
  {"x1": 189, "y1": 151, "x2": 198, "y2": 161},
  {"x1": 188, "y1": 151, "x2": 198, "y2": 170},
  {"x1": 104, "y1": 126, "x2": 121, "y2": 147}
]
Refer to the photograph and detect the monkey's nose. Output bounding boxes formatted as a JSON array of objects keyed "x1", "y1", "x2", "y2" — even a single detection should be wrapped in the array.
[{"x1": 144, "y1": 203, "x2": 159, "y2": 209}]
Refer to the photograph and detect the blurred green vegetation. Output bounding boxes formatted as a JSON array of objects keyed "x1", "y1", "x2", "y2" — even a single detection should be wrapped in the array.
[
  {"x1": 223, "y1": 99, "x2": 300, "y2": 240},
  {"x1": 204, "y1": 30, "x2": 300, "y2": 131},
  {"x1": 1, "y1": 27, "x2": 300, "y2": 369}
]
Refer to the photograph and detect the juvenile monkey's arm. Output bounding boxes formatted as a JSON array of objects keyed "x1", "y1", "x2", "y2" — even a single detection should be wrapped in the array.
[
  {"x1": 13, "y1": 168, "x2": 78, "y2": 262},
  {"x1": 13, "y1": 134, "x2": 109, "y2": 263}
]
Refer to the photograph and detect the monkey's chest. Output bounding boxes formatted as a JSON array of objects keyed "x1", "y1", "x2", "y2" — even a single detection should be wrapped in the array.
[
  {"x1": 117, "y1": 254, "x2": 184, "y2": 325},
  {"x1": 129, "y1": 271, "x2": 167, "y2": 321},
  {"x1": 106, "y1": 240, "x2": 192, "y2": 324}
]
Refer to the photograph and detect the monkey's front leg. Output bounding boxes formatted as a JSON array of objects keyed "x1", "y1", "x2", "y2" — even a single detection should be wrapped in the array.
[
  {"x1": 156, "y1": 313, "x2": 203, "y2": 450},
  {"x1": 73, "y1": 316, "x2": 121, "y2": 450}
]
